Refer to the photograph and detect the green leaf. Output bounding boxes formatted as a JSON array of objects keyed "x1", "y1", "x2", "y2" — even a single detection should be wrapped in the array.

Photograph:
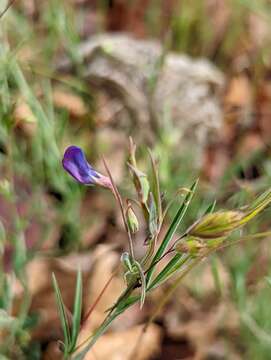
[
  {"x1": 204, "y1": 200, "x2": 216, "y2": 215},
  {"x1": 140, "y1": 176, "x2": 150, "y2": 204},
  {"x1": 128, "y1": 164, "x2": 150, "y2": 205},
  {"x1": 241, "y1": 188, "x2": 271, "y2": 224},
  {"x1": 70, "y1": 269, "x2": 83, "y2": 351},
  {"x1": 148, "y1": 193, "x2": 158, "y2": 237},
  {"x1": 148, "y1": 150, "x2": 162, "y2": 223},
  {"x1": 146, "y1": 179, "x2": 198, "y2": 285},
  {"x1": 148, "y1": 254, "x2": 189, "y2": 290},
  {"x1": 52, "y1": 273, "x2": 71, "y2": 352}
]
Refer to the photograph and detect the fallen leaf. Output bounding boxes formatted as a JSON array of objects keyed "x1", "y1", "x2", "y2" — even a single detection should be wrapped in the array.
[
  {"x1": 81, "y1": 324, "x2": 162, "y2": 360},
  {"x1": 224, "y1": 75, "x2": 252, "y2": 111},
  {"x1": 53, "y1": 89, "x2": 87, "y2": 118}
]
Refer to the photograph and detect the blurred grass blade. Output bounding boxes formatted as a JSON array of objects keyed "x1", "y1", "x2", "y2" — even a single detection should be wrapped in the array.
[
  {"x1": 148, "y1": 192, "x2": 158, "y2": 237},
  {"x1": 266, "y1": 277, "x2": 271, "y2": 288},
  {"x1": 148, "y1": 150, "x2": 162, "y2": 223},
  {"x1": 146, "y1": 179, "x2": 198, "y2": 285},
  {"x1": 70, "y1": 269, "x2": 82, "y2": 351},
  {"x1": 204, "y1": 199, "x2": 216, "y2": 215},
  {"x1": 148, "y1": 254, "x2": 189, "y2": 290},
  {"x1": 210, "y1": 255, "x2": 222, "y2": 296},
  {"x1": 52, "y1": 273, "x2": 71, "y2": 351},
  {"x1": 241, "y1": 188, "x2": 271, "y2": 224}
]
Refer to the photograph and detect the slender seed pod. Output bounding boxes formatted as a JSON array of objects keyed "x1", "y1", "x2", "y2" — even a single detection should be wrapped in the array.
[{"x1": 126, "y1": 202, "x2": 139, "y2": 234}]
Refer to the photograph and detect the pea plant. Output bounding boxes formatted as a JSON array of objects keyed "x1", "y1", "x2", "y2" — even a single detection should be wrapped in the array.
[{"x1": 53, "y1": 139, "x2": 271, "y2": 359}]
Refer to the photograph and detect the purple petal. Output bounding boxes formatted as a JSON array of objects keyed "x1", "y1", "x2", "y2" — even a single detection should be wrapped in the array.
[
  {"x1": 62, "y1": 146, "x2": 112, "y2": 189},
  {"x1": 62, "y1": 146, "x2": 99, "y2": 184}
]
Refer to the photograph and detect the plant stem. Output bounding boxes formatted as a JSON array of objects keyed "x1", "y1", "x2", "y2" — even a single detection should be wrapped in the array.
[{"x1": 102, "y1": 157, "x2": 135, "y2": 260}]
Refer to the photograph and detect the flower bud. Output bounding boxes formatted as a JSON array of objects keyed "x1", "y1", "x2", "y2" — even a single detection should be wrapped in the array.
[
  {"x1": 175, "y1": 236, "x2": 205, "y2": 256},
  {"x1": 121, "y1": 252, "x2": 133, "y2": 272},
  {"x1": 188, "y1": 211, "x2": 243, "y2": 239},
  {"x1": 126, "y1": 202, "x2": 139, "y2": 234},
  {"x1": 128, "y1": 164, "x2": 150, "y2": 204}
]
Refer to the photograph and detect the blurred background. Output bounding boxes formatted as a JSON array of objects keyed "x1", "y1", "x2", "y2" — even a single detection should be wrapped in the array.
[{"x1": 1, "y1": 0, "x2": 271, "y2": 359}]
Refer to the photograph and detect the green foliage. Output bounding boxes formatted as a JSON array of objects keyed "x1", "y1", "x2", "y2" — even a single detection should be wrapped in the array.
[
  {"x1": 52, "y1": 269, "x2": 82, "y2": 358},
  {"x1": 1, "y1": 0, "x2": 271, "y2": 358},
  {"x1": 68, "y1": 143, "x2": 271, "y2": 359}
]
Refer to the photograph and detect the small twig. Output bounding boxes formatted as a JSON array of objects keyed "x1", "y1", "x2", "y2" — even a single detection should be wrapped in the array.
[
  {"x1": 81, "y1": 270, "x2": 117, "y2": 328},
  {"x1": 102, "y1": 156, "x2": 135, "y2": 260},
  {"x1": 0, "y1": 0, "x2": 15, "y2": 19}
]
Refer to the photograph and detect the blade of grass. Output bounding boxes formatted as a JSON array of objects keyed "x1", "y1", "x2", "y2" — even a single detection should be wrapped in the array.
[
  {"x1": 52, "y1": 273, "x2": 71, "y2": 352},
  {"x1": 146, "y1": 179, "x2": 198, "y2": 285},
  {"x1": 70, "y1": 269, "x2": 82, "y2": 351},
  {"x1": 204, "y1": 199, "x2": 217, "y2": 215},
  {"x1": 148, "y1": 150, "x2": 162, "y2": 223},
  {"x1": 147, "y1": 254, "x2": 190, "y2": 291},
  {"x1": 210, "y1": 255, "x2": 222, "y2": 296}
]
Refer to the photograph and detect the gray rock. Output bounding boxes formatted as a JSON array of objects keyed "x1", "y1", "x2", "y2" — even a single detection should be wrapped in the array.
[{"x1": 58, "y1": 33, "x2": 225, "y2": 164}]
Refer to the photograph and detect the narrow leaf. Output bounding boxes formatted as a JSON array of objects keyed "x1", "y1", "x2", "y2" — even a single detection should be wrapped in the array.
[
  {"x1": 148, "y1": 150, "x2": 162, "y2": 223},
  {"x1": 52, "y1": 273, "x2": 71, "y2": 350},
  {"x1": 148, "y1": 254, "x2": 189, "y2": 290},
  {"x1": 70, "y1": 269, "x2": 83, "y2": 351},
  {"x1": 204, "y1": 200, "x2": 216, "y2": 215},
  {"x1": 146, "y1": 179, "x2": 198, "y2": 285}
]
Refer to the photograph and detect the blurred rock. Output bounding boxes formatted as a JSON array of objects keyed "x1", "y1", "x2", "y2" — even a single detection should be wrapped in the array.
[{"x1": 58, "y1": 33, "x2": 224, "y2": 166}]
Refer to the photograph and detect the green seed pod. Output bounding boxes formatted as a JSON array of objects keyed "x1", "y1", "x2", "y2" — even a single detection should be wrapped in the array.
[
  {"x1": 175, "y1": 236, "x2": 205, "y2": 256},
  {"x1": 126, "y1": 202, "x2": 139, "y2": 234},
  {"x1": 139, "y1": 176, "x2": 150, "y2": 204},
  {"x1": 188, "y1": 211, "x2": 243, "y2": 239},
  {"x1": 128, "y1": 164, "x2": 150, "y2": 204}
]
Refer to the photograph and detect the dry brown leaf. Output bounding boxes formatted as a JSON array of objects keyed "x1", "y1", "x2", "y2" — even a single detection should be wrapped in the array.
[
  {"x1": 236, "y1": 132, "x2": 263, "y2": 157},
  {"x1": 183, "y1": 259, "x2": 230, "y2": 299},
  {"x1": 257, "y1": 81, "x2": 271, "y2": 142},
  {"x1": 54, "y1": 252, "x2": 94, "y2": 274},
  {"x1": 224, "y1": 75, "x2": 252, "y2": 110},
  {"x1": 82, "y1": 245, "x2": 125, "y2": 332},
  {"x1": 80, "y1": 324, "x2": 162, "y2": 360},
  {"x1": 53, "y1": 89, "x2": 87, "y2": 118}
]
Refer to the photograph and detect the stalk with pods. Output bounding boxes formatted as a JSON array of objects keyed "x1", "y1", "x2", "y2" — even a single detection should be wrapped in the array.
[{"x1": 51, "y1": 139, "x2": 271, "y2": 360}]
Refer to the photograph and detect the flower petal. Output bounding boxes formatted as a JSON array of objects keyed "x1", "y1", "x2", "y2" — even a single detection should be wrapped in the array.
[
  {"x1": 62, "y1": 146, "x2": 99, "y2": 184},
  {"x1": 62, "y1": 146, "x2": 112, "y2": 189}
]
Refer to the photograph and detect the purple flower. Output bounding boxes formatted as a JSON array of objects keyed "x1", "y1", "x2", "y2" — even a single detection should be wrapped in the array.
[{"x1": 62, "y1": 146, "x2": 111, "y2": 189}]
